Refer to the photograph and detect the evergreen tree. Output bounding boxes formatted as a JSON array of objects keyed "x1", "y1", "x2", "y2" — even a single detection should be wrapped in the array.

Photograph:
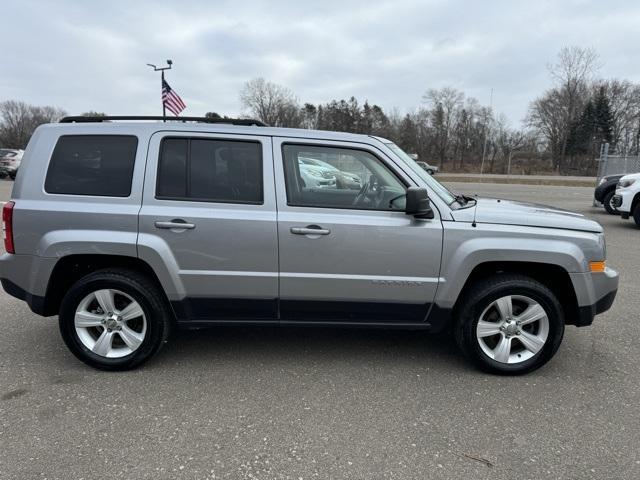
[{"x1": 593, "y1": 86, "x2": 613, "y2": 145}]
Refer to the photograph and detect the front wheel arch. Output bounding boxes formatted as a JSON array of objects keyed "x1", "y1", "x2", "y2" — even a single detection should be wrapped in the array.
[{"x1": 451, "y1": 261, "x2": 580, "y2": 326}]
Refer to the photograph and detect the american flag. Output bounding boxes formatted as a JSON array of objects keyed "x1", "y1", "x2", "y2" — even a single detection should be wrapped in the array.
[{"x1": 162, "y1": 79, "x2": 186, "y2": 116}]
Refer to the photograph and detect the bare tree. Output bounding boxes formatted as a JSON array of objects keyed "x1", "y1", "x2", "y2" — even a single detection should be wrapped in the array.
[
  {"x1": 595, "y1": 79, "x2": 640, "y2": 153},
  {"x1": 239, "y1": 78, "x2": 300, "y2": 127},
  {"x1": 0, "y1": 100, "x2": 66, "y2": 149},
  {"x1": 527, "y1": 87, "x2": 567, "y2": 164},
  {"x1": 423, "y1": 87, "x2": 464, "y2": 167},
  {"x1": 544, "y1": 46, "x2": 601, "y2": 170}
]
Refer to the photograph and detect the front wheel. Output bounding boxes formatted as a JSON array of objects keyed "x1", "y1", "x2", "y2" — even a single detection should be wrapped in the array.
[
  {"x1": 59, "y1": 269, "x2": 172, "y2": 370},
  {"x1": 453, "y1": 274, "x2": 564, "y2": 375},
  {"x1": 603, "y1": 190, "x2": 619, "y2": 215},
  {"x1": 633, "y1": 204, "x2": 640, "y2": 226}
]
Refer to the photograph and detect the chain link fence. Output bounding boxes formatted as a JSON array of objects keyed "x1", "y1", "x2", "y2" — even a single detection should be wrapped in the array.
[{"x1": 596, "y1": 143, "x2": 640, "y2": 180}]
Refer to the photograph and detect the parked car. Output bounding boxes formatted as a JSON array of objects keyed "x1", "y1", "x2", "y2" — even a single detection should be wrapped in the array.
[
  {"x1": 299, "y1": 157, "x2": 361, "y2": 189},
  {"x1": 405, "y1": 153, "x2": 439, "y2": 175},
  {"x1": 594, "y1": 174, "x2": 625, "y2": 214},
  {"x1": 299, "y1": 162, "x2": 336, "y2": 188},
  {"x1": 416, "y1": 161, "x2": 439, "y2": 175},
  {"x1": 0, "y1": 116, "x2": 618, "y2": 375},
  {"x1": 612, "y1": 172, "x2": 640, "y2": 226},
  {"x1": 0, "y1": 149, "x2": 24, "y2": 179}
]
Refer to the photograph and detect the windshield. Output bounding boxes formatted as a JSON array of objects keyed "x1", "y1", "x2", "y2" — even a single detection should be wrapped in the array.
[{"x1": 385, "y1": 143, "x2": 457, "y2": 205}]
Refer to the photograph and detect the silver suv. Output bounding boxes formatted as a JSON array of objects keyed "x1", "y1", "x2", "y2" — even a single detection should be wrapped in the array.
[{"x1": 0, "y1": 116, "x2": 619, "y2": 374}]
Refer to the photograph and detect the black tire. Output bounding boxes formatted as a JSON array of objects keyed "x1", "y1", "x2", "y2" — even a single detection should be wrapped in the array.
[
  {"x1": 59, "y1": 269, "x2": 172, "y2": 371},
  {"x1": 453, "y1": 274, "x2": 564, "y2": 375},
  {"x1": 9, "y1": 173, "x2": 16, "y2": 180},
  {"x1": 603, "y1": 190, "x2": 618, "y2": 215},
  {"x1": 427, "y1": 169, "x2": 435, "y2": 175},
  {"x1": 633, "y1": 203, "x2": 640, "y2": 227}
]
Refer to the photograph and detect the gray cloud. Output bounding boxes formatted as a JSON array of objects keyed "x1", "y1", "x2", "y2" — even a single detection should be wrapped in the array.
[{"x1": 2, "y1": 0, "x2": 640, "y2": 125}]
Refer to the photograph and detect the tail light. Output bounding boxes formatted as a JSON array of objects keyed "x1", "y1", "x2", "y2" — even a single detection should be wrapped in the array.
[{"x1": 3, "y1": 201, "x2": 15, "y2": 254}]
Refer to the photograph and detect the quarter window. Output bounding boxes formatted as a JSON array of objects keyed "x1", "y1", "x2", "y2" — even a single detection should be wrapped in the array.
[
  {"x1": 156, "y1": 138, "x2": 263, "y2": 204},
  {"x1": 282, "y1": 144, "x2": 406, "y2": 210},
  {"x1": 45, "y1": 135, "x2": 138, "y2": 197}
]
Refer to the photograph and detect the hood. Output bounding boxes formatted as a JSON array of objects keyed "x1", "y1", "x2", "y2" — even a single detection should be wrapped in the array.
[
  {"x1": 620, "y1": 172, "x2": 640, "y2": 182},
  {"x1": 451, "y1": 197, "x2": 603, "y2": 233}
]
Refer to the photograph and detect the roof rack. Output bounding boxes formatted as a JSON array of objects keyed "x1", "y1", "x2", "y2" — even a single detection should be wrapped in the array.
[{"x1": 59, "y1": 116, "x2": 268, "y2": 127}]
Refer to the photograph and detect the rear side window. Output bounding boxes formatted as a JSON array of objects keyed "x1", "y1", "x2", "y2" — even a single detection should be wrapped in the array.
[
  {"x1": 156, "y1": 137, "x2": 263, "y2": 204},
  {"x1": 45, "y1": 135, "x2": 138, "y2": 197}
]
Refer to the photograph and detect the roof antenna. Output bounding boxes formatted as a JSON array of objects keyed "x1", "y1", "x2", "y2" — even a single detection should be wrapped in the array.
[{"x1": 471, "y1": 194, "x2": 479, "y2": 228}]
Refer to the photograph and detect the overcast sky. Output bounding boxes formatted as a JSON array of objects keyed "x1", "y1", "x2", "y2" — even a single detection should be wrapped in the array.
[{"x1": 3, "y1": 0, "x2": 640, "y2": 125}]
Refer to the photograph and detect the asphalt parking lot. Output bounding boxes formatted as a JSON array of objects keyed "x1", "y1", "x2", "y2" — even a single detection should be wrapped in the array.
[{"x1": 0, "y1": 178, "x2": 638, "y2": 480}]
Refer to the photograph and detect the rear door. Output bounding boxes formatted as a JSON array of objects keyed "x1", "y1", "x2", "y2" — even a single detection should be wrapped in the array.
[
  {"x1": 273, "y1": 138, "x2": 443, "y2": 325},
  {"x1": 138, "y1": 131, "x2": 278, "y2": 324}
]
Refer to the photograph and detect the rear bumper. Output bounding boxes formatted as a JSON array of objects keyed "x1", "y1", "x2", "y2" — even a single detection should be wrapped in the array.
[
  {"x1": 0, "y1": 253, "x2": 57, "y2": 316},
  {"x1": 594, "y1": 184, "x2": 612, "y2": 202},
  {"x1": 1, "y1": 278, "x2": 47, "y2": 315}
]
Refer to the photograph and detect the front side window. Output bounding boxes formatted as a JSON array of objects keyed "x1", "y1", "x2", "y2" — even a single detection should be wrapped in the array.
[
  {"x1": 45, "y1": 135, "x2": 138, "y2": 197},
  {"x1": 156, "y1": 137, "x2": 263, "y2": 204},
  {"x1": 282, "y1": 144, "x2": 406, "y2": 211}
]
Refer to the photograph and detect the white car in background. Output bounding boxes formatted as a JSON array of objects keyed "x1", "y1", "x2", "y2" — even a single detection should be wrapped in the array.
[
  {"x1": 299, "y1": 157, "x2": 361, "y2": 189},
  {"x1": 612, "y1": 172, "x2": 640, "y2": 226},
  {"x1": 299, "y1": 162, "x2": 336, "y2": 188},
  {"x1": 0, "y1": 149, "x2": 24, "y2": 179}
]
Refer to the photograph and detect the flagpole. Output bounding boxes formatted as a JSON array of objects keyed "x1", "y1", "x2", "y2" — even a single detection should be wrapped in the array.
[
  {"x1": 146, "y1": 60, "x2": 173, "y2": 122},
  {"x1": 161, "y1": 70, "x2": 166, "y2": 122}
]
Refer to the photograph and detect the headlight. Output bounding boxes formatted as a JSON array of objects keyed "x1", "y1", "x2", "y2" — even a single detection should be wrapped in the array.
[
  {"x1": 598, "y1": 177, "x2": 607, "y2": 186},
  {"x1": 619, "y1": 179, "x2": 636, "y2": 188},
  {"x1": 599, "y1": 233, "x2": 606, "y2": 260}
]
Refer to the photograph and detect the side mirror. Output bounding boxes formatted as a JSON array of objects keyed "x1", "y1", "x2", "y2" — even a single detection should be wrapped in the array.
[{"x1": 405, "y1": 187, "x2": 434, "y2": 219}]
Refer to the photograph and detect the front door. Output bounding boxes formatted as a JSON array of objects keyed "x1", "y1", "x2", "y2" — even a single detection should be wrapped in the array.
[
  {"x1": 138, "y1": 131, "x2": 278, "y2": 324},
  {"x1": 273, "y1": 138, "x2": 443, "y2": 325}
]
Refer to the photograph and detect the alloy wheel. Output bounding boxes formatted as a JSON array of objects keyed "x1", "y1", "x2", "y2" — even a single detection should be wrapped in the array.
[
  {"x1": 476, "y1": 294, "x2": 549, "y2": 364},
  {"x1": 74, "y1": 289, "x2": 147, "y2": 358}
]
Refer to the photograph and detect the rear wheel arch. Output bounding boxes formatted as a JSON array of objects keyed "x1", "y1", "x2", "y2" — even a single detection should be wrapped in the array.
[{"x1": 43, "y1": 254, "x2": 174, "y2": 319}]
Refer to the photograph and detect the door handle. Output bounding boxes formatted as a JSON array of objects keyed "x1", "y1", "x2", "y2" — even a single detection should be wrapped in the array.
[
  {"x1": 155, "y1": 220, "x2": 196, "y2": 230},
  {"x1": 290, "y1": 225, "x2": 331, "y2": 235}
]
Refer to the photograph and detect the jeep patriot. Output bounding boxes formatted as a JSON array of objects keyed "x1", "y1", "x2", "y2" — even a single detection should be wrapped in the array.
[{"x1": 0, "y1": 116, "x2": 619, "y2": 374}]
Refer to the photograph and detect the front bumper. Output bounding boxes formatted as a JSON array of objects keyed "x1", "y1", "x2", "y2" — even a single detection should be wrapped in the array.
[
  {"x1": 613, "y1": 189, "x2": 634, "y2": 215},
  {"x1": 572, "y1": 267, "x2": 619, "y2": 327},
  {"x1": 594, "y1": 183, "x2": 612, "y2": 202}
]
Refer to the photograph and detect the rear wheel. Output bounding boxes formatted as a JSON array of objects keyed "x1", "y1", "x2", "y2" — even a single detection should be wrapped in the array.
[
  {"x1": 603, "y1": 190, "x2": 618, "y2": 215},
  {"x1": 454, "y1": 274, "x2": 564, "y2": 375},
  {"x1": 59, "y1": 269, "x2": 172, "y2": 370}
]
